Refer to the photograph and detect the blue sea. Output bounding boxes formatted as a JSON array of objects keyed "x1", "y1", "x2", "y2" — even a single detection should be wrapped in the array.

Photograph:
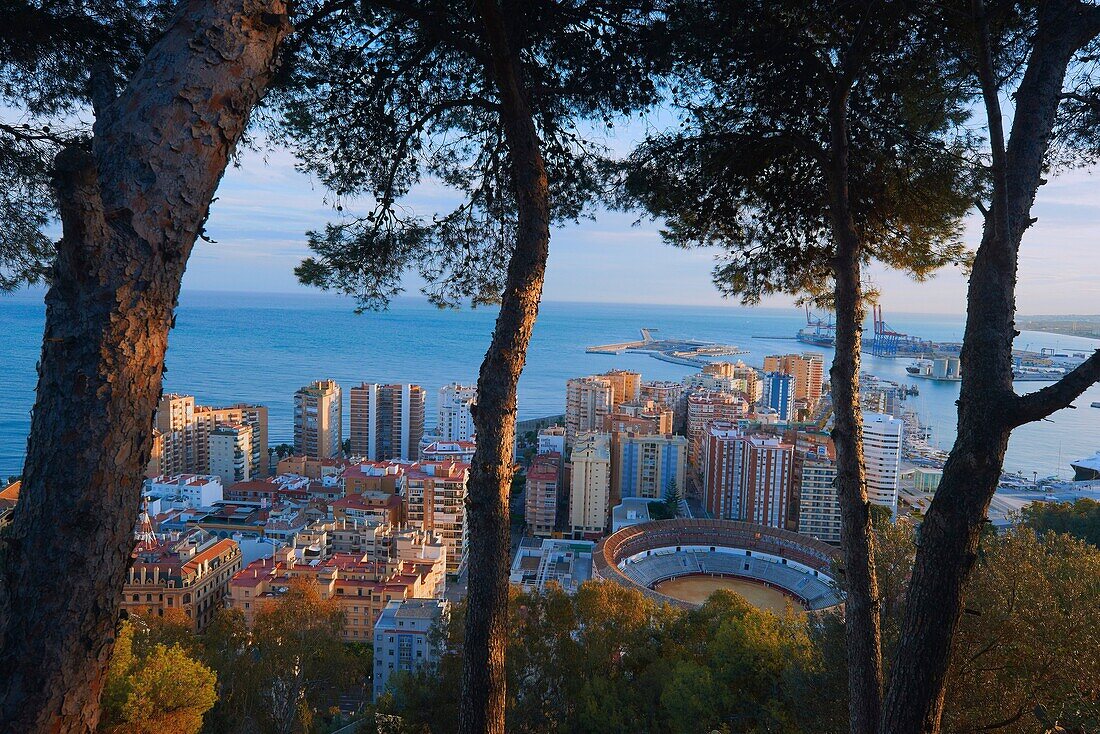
[{"x1": 2, "y1": 288, "x2": 1098, "y2": 479}]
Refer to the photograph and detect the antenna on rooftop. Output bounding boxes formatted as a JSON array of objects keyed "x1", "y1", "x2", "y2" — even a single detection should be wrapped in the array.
[{"x1": 134, "y1": 498, "x2": 158, "y2": 554}]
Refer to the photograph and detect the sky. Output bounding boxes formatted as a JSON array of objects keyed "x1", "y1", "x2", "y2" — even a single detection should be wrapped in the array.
[{"x1": 184, "y1": 136, "x2": 1100, "y2": 317}]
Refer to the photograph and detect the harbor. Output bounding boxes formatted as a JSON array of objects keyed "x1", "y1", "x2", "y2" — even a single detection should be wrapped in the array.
[{"x1": 587, "y1": 328, "x2": 746, "y2": 367}]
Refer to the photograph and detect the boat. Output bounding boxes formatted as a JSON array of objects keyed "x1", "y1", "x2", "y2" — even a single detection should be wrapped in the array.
[
  {"x1": 906, "y1": 357, "x2": 962, "y2": 381},
  {"x1": 1091, "y1": 401, "x2": 1100, "y2": 409},
  {"x1": 1070, "y1": 451, "x2": 1100, "y2": 481}
]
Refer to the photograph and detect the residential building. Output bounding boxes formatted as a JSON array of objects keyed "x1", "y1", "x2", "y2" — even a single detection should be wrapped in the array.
[
  {"x1": 292, "y1": 522, "x2": 447, "y2": 598},
  {"x1": 568, "y1": 432, "x2": 611, "y2": 538},
  {"x1": 145, "y1": 474, "x2": 224, "y2": 509},
  {"x1": 686, "y1": 391, "x2": 750, "y2": 469},
  {"x1": 536, "y1": 425, "x2": 566, "y2": 456},
  {"x1": 603, "y1": 399, "x2": 674, "y2": 436},
  {"x1": 230, "y1": 550, "x2": 445, "y2": 643},
  {"x1": 864, "y1": 412, "x2": 904, "y2": 513},
  {"x1": 349, "y1": 383, "x2": 426, "y2": 462},
  {"x1": 762, "y1": 372, "x2": 794, "y2": 422},
  {"x1": 341, "y1": 461, "x2": 405, "y2": 495},
  {"x1": 600, "y1": 369, "x2": 642, "y2": 405},
  {"x1": 419, "y1": 440, "x2": 476, "y2": 464},
  {"x1": 509, "y1": 538, "x2": 593, "y2": 594},
  {"x1": 614, "y1": 433, "x2": 687, "y2": 501},
  {"x1": 276, "y1": 454, "x2": 346, "y2": 479},
  {"x1": 565, "y1": 376, "x2": 614, "y2": 446},
  {"x1": 121, "y1": 528, "x2": 242, "y2": 631},
  {"x1": 793, "y1": 435, "x2": 840, "y2": 544},
  {"x1": 405, "y1": 461, "x2": 470, "y2": 574},
  {"x1": 194, "y1": 403, "x2": 269, "y2": 477},
  {"x1": 524, "y1": 451, "x2": 561, "y2": 537},
  {"x1": 148, "y1": 395, "x2": 269, "y2": 477},
  {"x1": 294, "y1": 380, "x2": 342, "y2": 460},
  {"x1": 372, "y1": 599, "x2": 448, "y2": 701},
  {"x1": 437, "y1": 383, "x2": 477, "y2": 442},
  {"x1": 701, "y1": 424, "x2": 794, "y2": 528},
  {"x1": 208, "y1": 423, "x2": 254, "y2": 486},
  {"x1": 763, "y1": 353, "x2": 824, "y2": 410},
  {"x1": 685, "y1": 361, "x2": 761, "y2": 402}
]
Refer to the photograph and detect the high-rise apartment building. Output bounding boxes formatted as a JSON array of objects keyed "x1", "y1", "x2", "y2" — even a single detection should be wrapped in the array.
[
  {"x1": 349, "y1": 383, "x2": 426, "y2": 461},
  {"x1": 565, "y1": 376, "x2": 614, "y2": 446},
  {"x1": 294, "y1": 380, "x2": 342, "y2": 460},
  {"x1": 614, "y1": 433, "x2": 687, "y2": 501},
  {"x1": 437, "y1": 383, "x2": 477, "y2": 442},
  {"x1": 525, "y1": 451, "x2": 561, "y2": 537},
  {"x1": 795, "y1": 437, "x2": 840, "y2": 544},
  {"x1": 565, "y1": 370, "x2": 643, "y2": 446},
  {"x1": 195, "y1": 404, "x2": 270, "y2": 477},
  {"x1": 701, "y1": 424, "x2": 794, "y2": 528},
  {"x1": 762, "y1": 372, "x2": 794, "y2": 422},
  {"x1": 148, "y1": 395, "x2": 269, "y2": 477},
  {"x1": 405, "y1": 461, "x2": 470, "y2": 574},
  {"x1": 763, "y1": 353, "x2": 824, "y2": 409},
  {"x1": 601, "y1": 369, "x2": 642, "y2": 405},
  {"x1": 686, "y1": 391, "x2": 750, "y2": 469},
  {"x1": 568, "y1": 432, "x2": 612, "y2": 538},
  {"x1": 863, "y1": 412, "x2": 904, "y2": 513},
  {"x1": 208, "y1": 424, "x2": 254, "y2": 486}
]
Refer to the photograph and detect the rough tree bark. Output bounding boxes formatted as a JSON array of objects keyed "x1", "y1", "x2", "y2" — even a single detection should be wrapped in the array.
[
  {"x1": 879, "y1": 2, "x2": 1100, "y2": 732},
  {"x1": 0, "y1": 2, "x2": 289, "y2": 732},
  {"x1": 459, "y1": 2, "x2": 551, "y2": 734},
  {"x1": 826, "y1": 83, "x2": 884, "y2": 734}
]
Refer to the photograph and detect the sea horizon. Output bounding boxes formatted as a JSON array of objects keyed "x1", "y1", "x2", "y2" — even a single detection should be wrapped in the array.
[{"x1": 2, "y1": 287, "x2": 1098, "y2": 479}]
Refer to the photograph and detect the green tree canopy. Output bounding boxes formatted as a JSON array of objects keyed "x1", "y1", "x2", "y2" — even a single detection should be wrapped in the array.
[
  {"x1": 624, "y1": 0, "x2": 977, "y2": 303},
  {"x1": 275, "y1": 0, "x2": 661, "y2": 309},
  {"x1": 99, "y1": 620, "x2": 217, "y2": 734}
]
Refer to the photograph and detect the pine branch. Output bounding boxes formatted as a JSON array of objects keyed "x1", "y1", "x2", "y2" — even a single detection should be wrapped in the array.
[{"x1": 1012, "y1": 348, "x2": 1100, "y2": 426}]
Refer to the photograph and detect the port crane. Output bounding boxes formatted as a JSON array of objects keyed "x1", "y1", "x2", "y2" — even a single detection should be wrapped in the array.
[{"x1": 870, "y1": 304, "x2": 933, "y2": 357}]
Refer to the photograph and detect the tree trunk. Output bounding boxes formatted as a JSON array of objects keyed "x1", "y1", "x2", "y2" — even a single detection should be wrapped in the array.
[
  {"x1": 880, "y1": 3, "x2": 1100, "y2": 732},
  {"x1": 0, "y1": 2, "x2": 289, "y2": 732},
  {"x1": 826, "y1": 90, "x2": 884, "y2": 734},
  {"x1": 460, "y1": 3, "x2": 551, "y2": 734}
]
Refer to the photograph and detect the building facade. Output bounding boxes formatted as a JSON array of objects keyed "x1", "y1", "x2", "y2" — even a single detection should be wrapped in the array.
[
  {"x1": 763, "y1": 353, "x2": 824, "y2": 410},
  {"x1": 863, "y1": 412, "x2": 904, "y2": 513},
  {"x1": 122, "y1": 529, "x2": 243, "y2": 631},
  {"x1": 524, "y1": 451, "x2": 561, "y2": 537},
  {"x1": 372, "y1": 599, "x2": 448, "y2": 701},
  {"x1": 294, "y1": 380, "x2": 342, "y2": 460},
  {"x1": 568, "y1": 432, "x2": 612, "y2": 538},
  {"x1": 437, "y1": 383, "x2": 477, "y2": 442},
  {"x1": 208, "y1": 423, "x2": 254, "y2": 486},
  {"x1": 349, "y1": 383, "x2": 426, "y2": 461},
  {"x1": 762, "y1": 372, "x2": 794, "y2": 423},
  {"x1": 614, "y1": 433, "x2": 687, "y2": 501},
  {"x1": 701, "y1": 424, "x2": 794, "y2": 529},
  {"x1": 405, "y1": 461, "x2": 470, "y2": 574}
]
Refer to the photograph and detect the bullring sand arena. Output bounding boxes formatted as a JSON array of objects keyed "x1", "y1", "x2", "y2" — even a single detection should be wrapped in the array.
[
  {"x1": 653, "y1": 575, "x2": 795, "y2": 612},
  {"x1": 593, "y1": 518, "x2": 844, "y2": 614}
]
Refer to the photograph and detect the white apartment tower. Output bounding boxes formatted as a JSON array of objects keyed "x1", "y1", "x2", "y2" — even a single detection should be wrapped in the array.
[
  {"x1": 863, "y1": 412, "x2": 904, "y2": 513},
  {"x1": 437, "y1": 383, "x2": 477, "y2": 442},
  {"x1": 568, "y1": 432, "x2": 612, "y2": 538}
]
